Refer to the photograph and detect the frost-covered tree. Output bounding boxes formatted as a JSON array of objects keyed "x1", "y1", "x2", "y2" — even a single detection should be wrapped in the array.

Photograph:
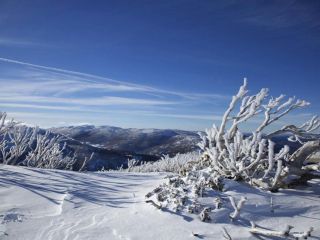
[
  {"x1": 0, "y1": 112, "x2": 77, "y2": 170},
  {"x1": 23, "y1": 129, "x2": 76, "y2": 169},
  {"x1": 1, "y1": 125, "x2": 35, "y2": 165},
  {"x1": 195, "y1": 79, "x2": 320, "y2": 191},
  {"x1": 0, "y1": 112, "x2": 16, "y2": 135}
]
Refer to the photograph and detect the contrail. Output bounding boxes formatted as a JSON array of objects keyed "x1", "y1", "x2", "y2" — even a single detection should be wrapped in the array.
[
  {"x1": 0, "y1": 56, "x2": 228, "y2": 100},
  {"x1": 0, "y1": 57, "x2": 146, "y2": 87},
  {"x1": 0, "y1": 57, "x2": 177, "y2": 96}
]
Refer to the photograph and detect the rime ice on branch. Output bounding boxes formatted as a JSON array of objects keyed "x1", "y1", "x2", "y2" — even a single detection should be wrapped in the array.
[{"x1": 196, "y1": 79, "x2": 320, "y2": 190}]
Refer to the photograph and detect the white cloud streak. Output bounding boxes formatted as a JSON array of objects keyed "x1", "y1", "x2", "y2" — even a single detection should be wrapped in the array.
[
  {"x1": 0, "y1": 95, "x2": 177, "y2": 106},
  {"x1": 0, "y1": 57, "x2": 230, "y2": 128},
  {"x1": 0, "y1": 57, "x2": 230, "y2": 100},
  {"x1": 0, "y1": 38, "x2": 49, "y2": 47}
]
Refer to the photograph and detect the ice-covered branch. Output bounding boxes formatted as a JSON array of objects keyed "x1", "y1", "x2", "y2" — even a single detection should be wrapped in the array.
[
  {"x1": 229, "y1": 196, "x2": 246, "y2": 220},
  {"x1": 267, "y1": 115, "x2": 320, "y2": 143},
  {"x1": 0, "y1": 112, "x2": 16, "y2": 135},
  {"x1": 249, "y1": 221, "x2": 294, "y2": 238},
  {"x1": 79, "y1": 152, "x2": 94, "y2": 172},
  {"x1": 249, "y1": 222, "x2": 313, "y2": 239}
]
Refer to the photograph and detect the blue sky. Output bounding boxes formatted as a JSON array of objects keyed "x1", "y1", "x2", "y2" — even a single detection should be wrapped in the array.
[{"x1": 0, "y1": 0, "x2": 319, "y2": 131}]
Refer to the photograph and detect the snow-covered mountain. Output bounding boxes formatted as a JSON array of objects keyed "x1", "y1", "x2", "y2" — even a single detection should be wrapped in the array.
[
  {"x1": 62, "y1": 137, "x2": 158, "y2": 171},
  {"x1": 10, "y1": 127, "x2": 159, "y2": 171},
  {"x1": 50, "y1": 125, "x2": 201, "y2": 157}
]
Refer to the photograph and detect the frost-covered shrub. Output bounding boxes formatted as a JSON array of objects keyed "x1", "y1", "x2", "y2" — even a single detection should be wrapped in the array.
[
  {"x1": 23, "y1": 130, "x2": 76, "y2": 170},
  {"x1": 145, "y1": 169, "x2": 223, "y2": 213},
  {"x1": 126, "y1": 151, "x2": 201, "y2": 173},
  {"x1": 195, "y1": 79, "x2": 320, "y2": 190},
  {"x1": 0, "y1": 112, "x2": 76, "y2": 170},
  {"x1": 146, "y1": 79, "x2": 320, "y2": 223}
]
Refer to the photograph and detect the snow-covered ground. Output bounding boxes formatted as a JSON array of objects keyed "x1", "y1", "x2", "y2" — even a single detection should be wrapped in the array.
[{"x1": 1, "y1": 165, "x2": 319, "y2": 239}]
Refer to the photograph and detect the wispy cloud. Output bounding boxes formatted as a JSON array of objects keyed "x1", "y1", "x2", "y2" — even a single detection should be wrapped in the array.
[
  {"x1": 0, "y1": 57, "x2": 230, "y2": 100},
  {"x1": 0, "y1": 103, "x2": 88, "y2": 112},
  {"x1": 0, "y1": 37, "x2": 48, "y2": 47},
  {"x1": 0, "y1": 95, "x2": 177, "y2": 106},
  {"x1": 1, "y1": 57, "x2": 314, "y2": 131},
  {"x1": 137, "y1": 112, "x2": 221, "y2": 121},
  {"x1": 0, "y1": 57, "x2": 229, "y2": 129}
]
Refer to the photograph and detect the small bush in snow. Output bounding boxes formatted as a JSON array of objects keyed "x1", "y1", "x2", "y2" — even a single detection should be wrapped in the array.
[{"x1": 126, "y1": 152, "x2": 201, "y2": 173}]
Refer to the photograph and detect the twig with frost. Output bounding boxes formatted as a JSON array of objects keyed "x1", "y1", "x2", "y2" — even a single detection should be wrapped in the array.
[
  {"x1": 250, "y1": 222, "x2": 313, "y2": 239},
  {"x1": 229, "y1": 196, "x2": 246, "y2": 221},
  {"x1": 292, "y1": 227, "x2": 314, "y2": 239},
  {"x1": 199, "y1": 207, "x2": 211, "y2": 222},
  {"x1": 79, "y1": 152, "x2": 94, "y2": 171},
  {"x1": 249, "y1": 221, "x2": 294, "y2": 238},
  {"x1": 145, "y1": 186, "x2": 163, "y2": 198}
]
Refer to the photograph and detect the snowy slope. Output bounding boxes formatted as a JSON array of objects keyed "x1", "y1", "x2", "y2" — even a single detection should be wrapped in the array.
[{"x1": 1, "y1": 165, "x2": 320, "y2": 240}]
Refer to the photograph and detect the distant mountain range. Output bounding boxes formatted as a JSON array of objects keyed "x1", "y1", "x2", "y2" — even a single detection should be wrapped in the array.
[
  {"x1": 50, "y1": 125, "x2": 201, "y2": 156},
  {"x1": 49, "y1": 125, "x2": 307, "y2": 171},
  {"x1": 49, "y1": 125, "x2": 201, "y2": 170},
  {"x1": 1, "y1": 124, "x2": 203, "y2": 171},
  {"x1": 61, "y1": 137, "x2": 159, "y2": 171}
]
